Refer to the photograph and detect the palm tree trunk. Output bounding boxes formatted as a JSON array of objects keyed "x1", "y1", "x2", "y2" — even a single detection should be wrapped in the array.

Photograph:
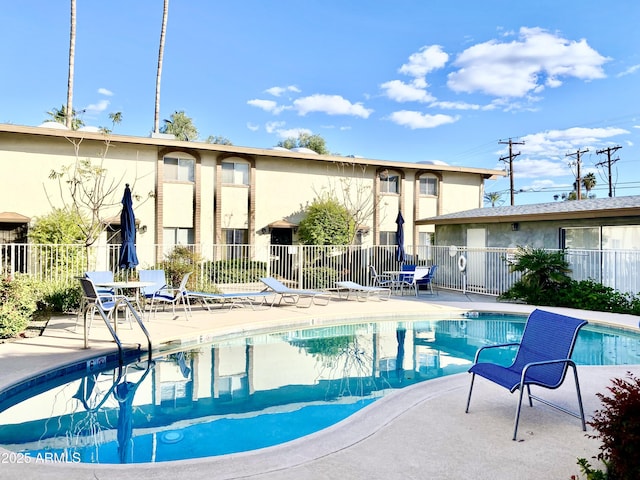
[
  {"x1": 66, "y1": 0, "x2": 76, "y2": 130},
  {"x1": 154, "y1": 0, "x2": 169, "y2": 134}
]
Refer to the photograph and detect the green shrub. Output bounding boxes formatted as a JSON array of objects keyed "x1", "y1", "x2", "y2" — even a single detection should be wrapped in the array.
[
  {"x1": 39, "y1": 281, "x2": 82, "y2": 313},
  {"x1": 499, "y1": 247, "x2": 640, "y2": 315},
  {"x1": 555, "y1": 280, "x2": 637, "y2": 314},
  {"x1": 208, "y1": 259, "x2": 267, "y2": 284},
  {"x1": 499, "y1": 246, "x2": 572, "y2": 305},
  {"x1": 0, "y1": 274, "x2": 38, "y2": 339},
  {"x1": 302, "y1": 266, "x2": 338, "y2": 289},
  {"x1": 160, "y1": 245, "x2": 200, "y2": 289},
  {"x1": 576, "y1": 372, "x2": 640, "y2": 479}
]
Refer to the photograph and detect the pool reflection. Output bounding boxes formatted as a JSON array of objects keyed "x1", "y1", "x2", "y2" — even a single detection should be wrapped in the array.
[{"x1": 0, "y1": 315, "x2": 638, "y2": 463}]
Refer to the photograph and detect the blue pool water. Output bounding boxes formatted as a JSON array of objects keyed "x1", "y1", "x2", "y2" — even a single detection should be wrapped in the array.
[{"x1": 0, "y1": 313, "x2": 638, "y2": 464}]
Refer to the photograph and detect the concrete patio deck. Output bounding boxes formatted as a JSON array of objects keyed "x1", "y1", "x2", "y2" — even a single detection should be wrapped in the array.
[{"x1": 1, "y1": 289, "x2": 638, "y2": 479}]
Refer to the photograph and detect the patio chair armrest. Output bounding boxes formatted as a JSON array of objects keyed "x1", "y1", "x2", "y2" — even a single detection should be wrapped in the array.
[
  {"x1": 520, "y1": 358, "x2": 576, "y2": 382},
  {"x1": 473, "y1": 342, "x2": 521, "y2": 363}
]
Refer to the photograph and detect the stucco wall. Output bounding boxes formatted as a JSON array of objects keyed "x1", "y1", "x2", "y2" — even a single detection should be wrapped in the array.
[{"x1": 435, "y1": 216, "x2": 640, "y2": 249}]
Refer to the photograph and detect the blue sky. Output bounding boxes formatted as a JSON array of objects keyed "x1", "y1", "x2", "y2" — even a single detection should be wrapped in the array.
[{"x1": 2, "y1": 1, "x2": 640, "y2": 205}]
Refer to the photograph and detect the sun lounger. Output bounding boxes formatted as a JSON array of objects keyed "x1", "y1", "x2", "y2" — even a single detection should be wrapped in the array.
[
  {"x1": 334, "y1": 281, "x2": 391, "y2": 301},
  {"x1": 260, "y1": 277, "x2": 331, "y2": 307},
  {"x1": 186, "y1": 290, "x2": 275, "y2": 310}
]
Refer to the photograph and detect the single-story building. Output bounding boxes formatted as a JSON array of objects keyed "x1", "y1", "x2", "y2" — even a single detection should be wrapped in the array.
[
  {"x1": 417, "y1": 195, "x2": 640, "y2": 250},
  {"x1": 417, "y1": 195, "x2": 640, "y2": 294}
]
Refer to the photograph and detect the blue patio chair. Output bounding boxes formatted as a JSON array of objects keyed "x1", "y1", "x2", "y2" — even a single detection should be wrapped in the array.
[
  {"x1": 139, "y1": 270, "x2": 168, "y2": 300},
  {"x1": 77, "y1": 277, "x2": 131, "y2": 334},
  {"x1": 368, "y1": 265, "x2": 394, "y2": 288},
  {"x1": 142, "y1": 271, "x2": 192, "y2": 320},
  {"x1": 465, "y1": 308, "x2": 587, "y2": 440},
  {"x1": 400, "y1": 265, "x2": 432, "y2": 296},
  {"x1": 85, "y1": 271, "x2": 115, "y2": 298},
  {"x1": 416, "y1": 264, "x2": 438, "y2": 295}
]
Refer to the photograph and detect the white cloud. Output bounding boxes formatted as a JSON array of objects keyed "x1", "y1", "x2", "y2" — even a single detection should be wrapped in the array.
[
  {"x1": 519, "y1": 177, "x2": 573, "y2": 193},
  {"x1": 293, "y1": 94, "x2": 372, "y2": 118},
  {"x1": 520, "y1": 126, "x2": 629, "y2": 159},
  {"x1": 84, "y1": 99, "x2": 110, "y2": 115},
  {"x1": 247, "y1": 99, "x2": 287, "y2": 114},
  {"x1": 617, "y1": 64, "x2": 640, "y2": 77},
  {"x1": 265, "y1": 85, "x2": 301, "y2": 96},
  {"x1": 388, "y1": 110, "x2": 459, "y2": 129},
  {"x1": 399, "y1": 45, "x2": 449, "y2": 78},
  {"x1": 380, "y1": 79, "x2": 435, "y2": 103},
  {"x1": 430, "y1": 100, "x2": 486, "y2": 111},
  {"x1": 98, "y1": 88, "x2": 113, "y2": 96},
  {"x1": 277, "y1": 127, "x2": 312, "y2": 139},
  {"x1": 246, "y1": 122, "x2": 259, "y2": 131},
  {"x1": 381, "y1": 46, "x2": 448, "y2": 105},
  {"x1": 512, "y1": 158, "x2": 571, "y2": 179},
  {"x1": 448, "y1": 27, "x2": 609, "y2": 98},
  {"x1": 265, "y1": 121, "x2": 285, "y2": 133}
]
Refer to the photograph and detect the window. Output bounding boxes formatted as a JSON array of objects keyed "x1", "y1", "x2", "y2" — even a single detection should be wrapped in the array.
[
  {"x1": 417, "y1": 232, "x2": 433, "y2": 262},
  {"x1": 562, "y1": 227, "x2": 600, "y2": 250},
  {"x1": 221, "y1": 162, "x2": 249, "y2": 185},
  {"x1": 164, "y1": 156, "x2": 194, "y2": 182},
  {"x1": 223, "y1": 228, "x2": 249, "y2": 259},
  {"x1": 163, "y1": 228, "x2": 194, "y2": 251},
  {"x1": 603, "y1": 226, "x2": 640, "y2": 250},
  {"x1": 379, "y1": 231, "x2": 397, "y2": 246},
  {"x1": 419, "y1": 176, "x2": 438, "y2": 196},
  {"x1": 379, "y1": 174, "x2": 399, "y2": 194}
]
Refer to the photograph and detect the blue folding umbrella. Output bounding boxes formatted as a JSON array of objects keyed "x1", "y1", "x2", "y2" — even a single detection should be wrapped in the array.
[
  {"x1": 395, "y1": 210, "x2": 405, "y2": 263},
  {"x1": 119, "y1": 184, "x2": 139, "y2": 271}
]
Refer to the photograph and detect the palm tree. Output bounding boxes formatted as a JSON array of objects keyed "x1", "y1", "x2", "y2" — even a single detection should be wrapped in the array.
[
  {"x1": 46, "y1": 105, "x2": 84, "y2": 130},
  {"x1": 66, "y1": 0, "x2": 76, "y2": 129},
  {"x1": 154, "y1": 0, "x2": 169, "y2": 134},
  {"x1": 483, "y1": 192, "x2": 503, "y2": 207},
  {"x1": 582, "y1": 172, "x2": 597, "y2": 198}
]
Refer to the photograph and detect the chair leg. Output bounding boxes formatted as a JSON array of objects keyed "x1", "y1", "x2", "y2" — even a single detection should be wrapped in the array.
[
  {"x1": 465, "y1": 373, "x2": 476, "y2": 413},
  {"x1": 513, "y1": 383, "x2": 527, "y2": 441},
  {"x1": 526, "y1": 384, "x2": 533, "y2": 407},
  {"x1": 572, "y1": 365, "x2": 587, "y2": 431}
]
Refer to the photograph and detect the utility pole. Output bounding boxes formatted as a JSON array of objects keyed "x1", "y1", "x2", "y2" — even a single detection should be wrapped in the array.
[
  {"x1": 499, "y1": 138, "x2": 525, "y2": 206},
  {"x1": 566, "y1": 148, "x2": 589, "y2": 200},
  {"x1": 595, "y1": 145, "x2": 621, "y2": 197}
]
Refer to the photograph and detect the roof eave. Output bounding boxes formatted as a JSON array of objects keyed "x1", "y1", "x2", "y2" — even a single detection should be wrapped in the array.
[{"x1": 417, "y1": 207, "x2": 640, "y2": 225}]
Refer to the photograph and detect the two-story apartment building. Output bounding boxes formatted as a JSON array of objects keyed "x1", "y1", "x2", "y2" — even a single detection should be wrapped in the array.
[{"x1": 0, "y1": 123, "x2": 503, "y2": 267}]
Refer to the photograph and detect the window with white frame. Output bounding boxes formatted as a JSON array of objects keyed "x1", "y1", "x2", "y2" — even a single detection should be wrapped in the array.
[
  {"x1": 221, "y1": 162, "x2": 249, "y2": 185},
  {"x1": 164, "y1": 156, "x2": 194, "y2": 182},
  {"x1": 379, "y1": 173, "x2": 399, "y2": 194},
  {"x1": 163, "y1": 227, "x2": 194, "y2": 250},
  {"x1": 223, "y1": 228, "x2": 249, "y2": 259},
  {"x1": 419, "y1": 175, "x2": 438, "y2": 196}
]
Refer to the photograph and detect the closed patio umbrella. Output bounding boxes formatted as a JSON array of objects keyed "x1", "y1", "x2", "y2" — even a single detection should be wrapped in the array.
[
  {"x1": 115, "y1": 380, "x2": 135, "y2": 464},
  {"x1": 118, "y1": 184, "x2": 139, "y2": 273},
  {"x1": 395, "y1": 325, "x2": 406, "y2": 381},
  {"x1": 395, "y1": 210, "x2": 405, "y2": 263}
]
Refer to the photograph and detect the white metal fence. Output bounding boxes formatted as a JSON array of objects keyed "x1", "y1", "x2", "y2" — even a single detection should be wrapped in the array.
[{"x1": 1, "y1": 243, "x2": 639, "y2": 296}]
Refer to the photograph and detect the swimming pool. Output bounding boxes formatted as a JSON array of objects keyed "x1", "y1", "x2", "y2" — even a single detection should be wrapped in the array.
[{"x1": 0, "y1": 312, "x2": 638, "y2": 464}]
